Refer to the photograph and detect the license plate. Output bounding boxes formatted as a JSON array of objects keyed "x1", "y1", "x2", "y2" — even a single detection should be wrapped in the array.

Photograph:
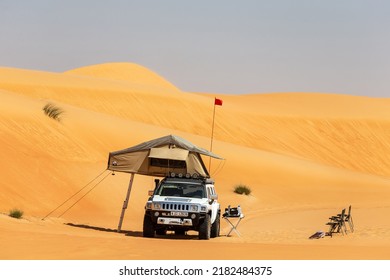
[{"x1": 170, "y1": 211, "x2": 188, "y2": 217}]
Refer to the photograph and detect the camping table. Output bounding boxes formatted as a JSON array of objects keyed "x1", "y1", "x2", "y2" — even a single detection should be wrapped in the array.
[{"x1": 223, "y1": 213, "x2": 245, "y2": 237}]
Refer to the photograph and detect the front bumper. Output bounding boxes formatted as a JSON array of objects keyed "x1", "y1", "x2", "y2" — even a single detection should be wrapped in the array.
[
  {"x1": 157, "y1": 217, "x2": 193, "y2": 226},
  {"x1": 146, "y1": 210, "x2": 205, "y2": 228}
]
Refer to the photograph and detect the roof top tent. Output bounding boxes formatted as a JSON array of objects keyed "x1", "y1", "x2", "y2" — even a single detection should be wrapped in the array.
[{"x1": 107, "y1": 135, "x2": 223, "y2": 231}]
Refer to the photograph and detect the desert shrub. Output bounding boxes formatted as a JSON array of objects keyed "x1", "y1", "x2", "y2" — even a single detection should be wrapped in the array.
[
  {"x1": 9, "y1": 208, "x2": 24, "y2": 219},
  {"x1": 43, "y1": 103, "x2": 64, "y2": 121},
  {"x1": 233, "y1": 184, "x2": 251, "y2": 195}
]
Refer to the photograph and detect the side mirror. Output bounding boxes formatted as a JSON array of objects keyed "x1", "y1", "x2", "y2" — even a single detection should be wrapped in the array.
[
  {"x1": 209, "y1": 194, "x2": 218, "y2": 204},
  {"x1": 148, "y1": 190, "x2": 154, "y2": 196}
]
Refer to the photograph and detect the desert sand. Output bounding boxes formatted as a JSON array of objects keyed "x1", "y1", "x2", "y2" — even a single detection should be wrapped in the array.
[{"x1": 1, "y1": 62, "x2": 390, "y2": 260}]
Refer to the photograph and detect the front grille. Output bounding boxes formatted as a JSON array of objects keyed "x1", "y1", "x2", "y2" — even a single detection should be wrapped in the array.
[{"x1": 162, "y1": 203, "x2": 189, "y2": 211}]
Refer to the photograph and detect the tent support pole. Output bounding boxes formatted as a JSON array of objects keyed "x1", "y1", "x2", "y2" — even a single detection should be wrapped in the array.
[{"x1": 117, "y1": 173, "x2": 135, "y2": 232}]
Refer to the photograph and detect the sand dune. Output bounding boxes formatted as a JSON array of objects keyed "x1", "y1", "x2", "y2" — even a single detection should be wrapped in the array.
[
  {"x1": 64, "y1": 62, "x2": 179, "y2": 91},
  {"x1": 1, "y1": 63, "x2": 390, "y2": 259}
]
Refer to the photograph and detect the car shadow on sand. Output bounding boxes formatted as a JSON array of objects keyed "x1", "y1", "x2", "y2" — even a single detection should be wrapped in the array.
[
  {"x1": 64, "y1": 223, "x2": 202, "y2": 240},
  {"x1": 64, "y1": 222, "x2": 143, "y2": 237},
  {"x1": 153, "y1": 232, "x2": 199, "y2": 240}
]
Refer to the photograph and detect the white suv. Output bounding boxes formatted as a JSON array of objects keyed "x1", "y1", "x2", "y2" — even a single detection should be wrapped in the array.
[{"x1": 143, "y1": 173, "x2": 220, "y2": 240}]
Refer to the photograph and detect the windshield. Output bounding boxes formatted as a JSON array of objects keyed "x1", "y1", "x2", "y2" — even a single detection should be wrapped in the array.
[{"x1": 156, "y1": 182, "x2": 206, "y2": 198}]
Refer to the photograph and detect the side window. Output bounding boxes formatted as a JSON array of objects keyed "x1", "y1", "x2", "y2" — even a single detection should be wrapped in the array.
[{"x1": 206, "y1": 187, "x2": 212, "y2": 199}]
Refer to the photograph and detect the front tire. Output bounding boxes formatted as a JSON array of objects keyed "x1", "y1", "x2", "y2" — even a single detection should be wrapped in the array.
[
  {"x1": 211, "y1": 212, "x2": 220, "y2": 238},
  {"x1": 199, "y1": 214, "x2": 211, "y2": 240},
  {"x1": 143, "y1": 214, "x2": 155, "y2": 238}
]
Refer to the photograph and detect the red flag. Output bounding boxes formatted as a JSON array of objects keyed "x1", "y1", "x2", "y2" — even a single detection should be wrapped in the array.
[{"x1": 214, "y1": 98, "x2": 223, "y2": 106}]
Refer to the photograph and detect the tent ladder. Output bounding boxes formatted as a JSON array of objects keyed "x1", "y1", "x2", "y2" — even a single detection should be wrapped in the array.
[{"x1": 117, "y1": 173, "x2": 135, "y2": 232}]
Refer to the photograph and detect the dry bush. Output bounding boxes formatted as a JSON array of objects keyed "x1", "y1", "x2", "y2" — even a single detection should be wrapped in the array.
[{"x1": 43, "y1": 103, "x2": 64, "y2": 121}]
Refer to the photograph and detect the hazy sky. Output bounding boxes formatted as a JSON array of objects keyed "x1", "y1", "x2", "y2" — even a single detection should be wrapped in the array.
[{"x1": 1, "y1": 0, "x2": 389, "y2": 96}]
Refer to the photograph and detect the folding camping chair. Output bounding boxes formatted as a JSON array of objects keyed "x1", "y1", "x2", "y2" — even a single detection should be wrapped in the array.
[
  {"x1": 344, "y1": 205, "x2": 354, "y2": 233},
  {"x1": 223, "y1": 205, "x2": 244, "y2": 237},
  {"x1": 326, "y1": 208, "x2": 347, "y2": 237}
]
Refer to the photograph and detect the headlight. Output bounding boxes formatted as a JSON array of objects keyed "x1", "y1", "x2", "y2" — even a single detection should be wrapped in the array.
[
  {"x1": 145, "y1": 202, "x2": 152, "y2": 210},
  {"x1": 200, "y1": 206, "x2": 207, "y2": 212},
  {"x1": 153, "y1": 203, "x2": 162, "y2": 210},
  {"x1": 190, "y1": 205, "x2": 199, "y2": 212}
]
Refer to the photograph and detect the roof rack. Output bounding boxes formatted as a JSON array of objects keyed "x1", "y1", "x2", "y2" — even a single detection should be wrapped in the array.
[{"x1": 167, "y1": 172, "x2": 204, "y2": 180}]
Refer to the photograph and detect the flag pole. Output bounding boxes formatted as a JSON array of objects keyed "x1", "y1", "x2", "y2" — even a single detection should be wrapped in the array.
[
  {"x1": 209, "y1": 97, "x2": 222, "y2": 173},
  {"x1": 209, "y1": 99, "x2": 217, "y2": 172}
]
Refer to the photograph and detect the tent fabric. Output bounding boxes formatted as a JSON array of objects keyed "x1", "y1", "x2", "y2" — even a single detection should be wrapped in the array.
[
  {"x1": 109, "y1": 135, "x2": 223, "y2": 159},
  {"x1": 149, "y1": 147, "x2": 189, "y2": 161},
  {"x1": 107, "y1": 135, "x2": 223, "y2": 178}
]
